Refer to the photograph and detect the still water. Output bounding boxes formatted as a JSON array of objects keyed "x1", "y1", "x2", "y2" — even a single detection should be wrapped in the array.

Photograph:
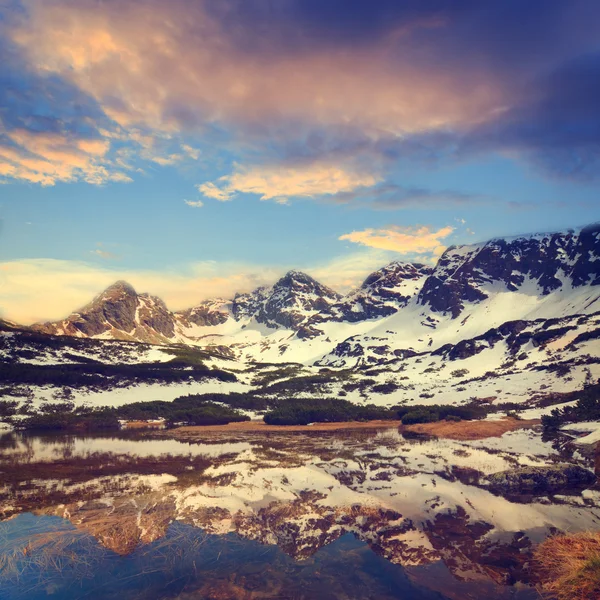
[{"x1": 0, "y1": 427, "x2": 596, "y2": 599}]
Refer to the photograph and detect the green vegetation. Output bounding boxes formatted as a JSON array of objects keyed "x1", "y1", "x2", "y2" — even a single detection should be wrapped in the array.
[
  {"x1": 541, "y1": 381, "x2": 600, "y2": 431},
  {"x1": 19, "y1": 409, "x2": 120, "y2": 431},
  {"x1": 450, "y1": 368, "x2": 469, "y2": 378},
  {"x1": 111, "y1": 395, "x2": 249, "y2": 426},
  {"x1": 16, "y1": 393, "x2": 250, "y2": 431},
  {"x1": 263, "y1": 398, "x2": 397, "y2": 426},
  {"x1": 0, "y1": 360, "x2": 236, "y2": 389},
  {"x1": 396, "y1": 403, "x2": 486, "y2": 425},
  {"x1": 0, "y1": 400, "x2": 18, "y2": 418}
]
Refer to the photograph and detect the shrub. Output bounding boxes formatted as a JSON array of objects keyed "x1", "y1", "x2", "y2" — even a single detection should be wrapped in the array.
[
  {"x1": 164, "y1": 405, "x2": 249, "y2": 427},
  {"x1": 19, "y1": 411, "x2": 120, "y2": 431},
  {"x1": 398, "y1": 403, "x2": 486, "y2": 425},
  {"x1": 263, "y1": 398, "x2": 396, "y2": 426},
  {"x1": 0, "y1": 400, "x2": 18, "y2": 418},
  {"x1": 402, "y1": 409, "x2": 439, "y2": 425},
  {"x1": 451, "y1": 368, "x2": 469, "y2": 378},
  {"x1": 541, "y1": 381, "x2": 600, "y2": 431},
  {"x1": 371, "y1": 382, "x2": 399, "y2": 394},
  {"x1": 113, "y1": 396, "x2": 252, "y2": 425}
]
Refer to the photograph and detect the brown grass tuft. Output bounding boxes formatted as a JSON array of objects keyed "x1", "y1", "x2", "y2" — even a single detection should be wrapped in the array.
[
  {"x1": 534, "y1": 532, "x2": 600, "y2": 600},
  {"x1": 402, "y1": 416, "x2": 539, "y2": 440}
]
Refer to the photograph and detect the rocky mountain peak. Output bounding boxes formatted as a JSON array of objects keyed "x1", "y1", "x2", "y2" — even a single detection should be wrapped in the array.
[
  {"x1": 328, "y1": 261, "x2": 433, "y2": 324},
  {"x1": 273, "y1": 270, "x2": 340, "y2": 300},
  {"x1": 33, "y1": 280, "x2": 177, "y2": 343},
  {"x1": 418, "y1": 224, "x2": 600, "y2": 318},
  {"x1": 361, "y1": 262, "x2": 433, "y2": 291},
  {"x1": 175, "y1": 298, "x2": 231, "y2": 328},
  {"x1": 99, "y1": 280, "x2": 137, "y2": 298},
  {"x1": 228, "y1": 271, "x2": 343, "y2": 332}
]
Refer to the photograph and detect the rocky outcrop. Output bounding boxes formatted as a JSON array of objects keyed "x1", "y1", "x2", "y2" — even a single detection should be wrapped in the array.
[
  {"x1": 231, "y1": 271, "x2": 341, "y2": 332},
  {"x1": 175, "y1": 299, "x2": 230, "y2": 328},
  {"x1": 487, "y1": 465, "x2": 596, "y2": 496},
  {"x1": 331, "y1": 262, "x2": 432, "y2": 323},
  {"x1": 256, "y1": 271, "x2": 341, "y2": 330}
]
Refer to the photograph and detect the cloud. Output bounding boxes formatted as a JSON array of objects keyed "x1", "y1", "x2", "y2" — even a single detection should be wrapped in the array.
[
  {"x1": 339, "y1": 225, "x2": 454, "y2": 256},
  {"x1": 459, "y1": 52, "x2": 600, "y2": 180},
  {"x1": 197, "y1": 182, "x2": 234, "y2": 202},
  {"x1": 309, "y1": 248, "x2": 398, "y2": 292},
  {"x1": 90, "y1": 248, "x2": 118, "y2": 260},
  {"x1": 0, "y1": 247, "x2": 428, "y2": 324},
  {"x1": 184, "y1": 199, "x2": 204, "y2": 208},
  {"x1": 327, "y1": 183, "x2": 486, "y2": 210},
  {"x1": 198, "y1": 164, "x2": 380, "y2": 202},
  {"x1": 0, "y1": 258, "x2": 282, "y2": 324},
  {"x1": 1, "y1": 0, "x2": 600, "y2": 188}
]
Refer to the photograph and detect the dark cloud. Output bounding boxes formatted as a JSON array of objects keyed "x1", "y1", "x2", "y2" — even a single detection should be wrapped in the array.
[
  {"x1": 327, "y1": 183, "x2": 487, "y2": 210},
  {"x1": 2, "y1": 0, "x2": 600, "y2": 185},
  {"x1": 461, "y1": 52, "x2": 600, "y2": 180}
]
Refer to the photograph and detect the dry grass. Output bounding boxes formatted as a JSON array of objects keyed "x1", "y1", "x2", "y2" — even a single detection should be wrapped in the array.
[
  {"x1": 402, "y1": 417, "x2": 539, "y2": 440},
  {"x1": 534, "y1": 532, "x2": 600, "y2": 600},
  {"x1": 0, "y1": 525, "x2": 98, "y2": 586},
  {"x1": 122, "y1": 420, "x2": 165, "y2": 429},
  {"x1": 171, "y1": 419, "x2": 403, "y2": 437}
]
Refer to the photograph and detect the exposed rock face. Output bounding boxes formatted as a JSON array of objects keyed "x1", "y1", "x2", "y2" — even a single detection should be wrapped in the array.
[
  {"x1": 231, "y1": 271, "x2": 341, "y2": 332},
  {"x1": 24, "y1": 224, "x2": 600, "y2": 351},
  {"x1": 487, "y1": 465, "x2": 596, "y2": 496},
  {"x1": 175, "y1": 299, "x2": 230, "y2": 328},
  {"x1": 256, "y1": 271, "x2": 342, "y2": 330},
  {"x1": 33, "y1": 281, "x2": 177, "y2": 344},
  {"x1": 419, "y1": 224, "x2": 600, "y2": 318},
  {"x1": 331, "y1": 262, "x2": 432, "y2": 323},
  {"x1": 0, "y1": 319, "x2": 18, "y2": 331},
  {"x1": 232, "y1": 287, "x2": 270, "y2": 321}
]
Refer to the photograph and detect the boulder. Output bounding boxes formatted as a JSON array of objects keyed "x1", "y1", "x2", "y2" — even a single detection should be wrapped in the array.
[{"x1": 487, "y1": 464, "x2": 596, "y2": 496}]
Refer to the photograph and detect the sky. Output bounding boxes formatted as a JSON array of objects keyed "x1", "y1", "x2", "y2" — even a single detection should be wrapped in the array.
[{"x1": 1, "y1": 0, "x2": 600, "y2": 323}]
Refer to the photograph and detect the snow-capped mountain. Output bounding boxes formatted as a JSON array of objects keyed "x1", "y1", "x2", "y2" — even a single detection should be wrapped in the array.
[
  {"x1": 250, "y1": 270, "x2": 342, "y2": 331},
  {"x1": 27, "y1": 224, "x2": 600, "y2": 368},
  {"x1": 418, "y1": 223, "x2": 600, "y2": 318},
  {"x1": 3, "y1": 223, "x2": 599, "y2": 414}
]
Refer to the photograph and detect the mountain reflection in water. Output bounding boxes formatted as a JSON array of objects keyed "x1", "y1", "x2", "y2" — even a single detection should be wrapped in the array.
[{"x1": 1, "y1": 427, "x2": 596, "y2": 599}]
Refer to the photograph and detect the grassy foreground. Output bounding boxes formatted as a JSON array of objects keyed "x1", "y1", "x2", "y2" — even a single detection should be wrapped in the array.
[{"x1": 535, "y1": 532, "x2": 600, "y2": 599}]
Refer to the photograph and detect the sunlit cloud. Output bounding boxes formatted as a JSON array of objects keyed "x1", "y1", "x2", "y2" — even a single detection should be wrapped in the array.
[
  {"x1": 1, "y1": 0, "x2": 597, "y2": 189},
  {"x1": 184, "y1": 199, "x2": 204, "y2": 208},
  {"x1": 0, "y1": 258, "x2": 281, "y2": 324},
  {"x1": 0, "y1": 249, "x2": 411, "y2": 324},
  {"x1": 309, "y1": 249, "x2": 398, "y2": 293},
  {"x1": 339, "y1": 225, "x2": 454, "y2": 256},
  {"x1": 198, "y1": 164, "x2": 380, "y2": 203},
  {"x1": 0, "y1": 130, "x2": 131, "y2": 186}
]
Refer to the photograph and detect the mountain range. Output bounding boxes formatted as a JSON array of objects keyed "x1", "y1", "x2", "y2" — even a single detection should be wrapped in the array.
[
  {"x1": 1, "y1": 222, "x2": 600, "y2": 417},
  {"x1": 28, "y1": 223, "x2": 600, "y2": 364}
]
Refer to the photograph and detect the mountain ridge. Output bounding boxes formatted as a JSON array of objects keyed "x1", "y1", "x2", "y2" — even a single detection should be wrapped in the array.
[{"x1": 25, "y1": 223, "x2": 600, "y2": 367}]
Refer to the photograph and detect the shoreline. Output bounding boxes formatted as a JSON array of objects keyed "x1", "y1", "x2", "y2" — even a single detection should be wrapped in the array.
[
  {"x1": 169, "y1": 419, "x2": 404, "y2": 435},
  {"x1": 164, "y1": 416, "x2": 540, "y2": 441}
]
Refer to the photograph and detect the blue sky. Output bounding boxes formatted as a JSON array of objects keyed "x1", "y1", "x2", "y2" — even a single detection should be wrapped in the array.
[{"x1": 1, "y1": 0, "x2": 599, "y2": 323}]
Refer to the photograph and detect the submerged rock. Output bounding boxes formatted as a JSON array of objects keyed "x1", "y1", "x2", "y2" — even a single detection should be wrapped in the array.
[{"x1": 487, "y1": 464, "x2": 596, "y2": 496}]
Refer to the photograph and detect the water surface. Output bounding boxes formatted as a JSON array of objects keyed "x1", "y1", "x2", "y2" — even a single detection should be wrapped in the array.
[{"x1": 1, "y1": 427, "x2": 596, "y2": 599}]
